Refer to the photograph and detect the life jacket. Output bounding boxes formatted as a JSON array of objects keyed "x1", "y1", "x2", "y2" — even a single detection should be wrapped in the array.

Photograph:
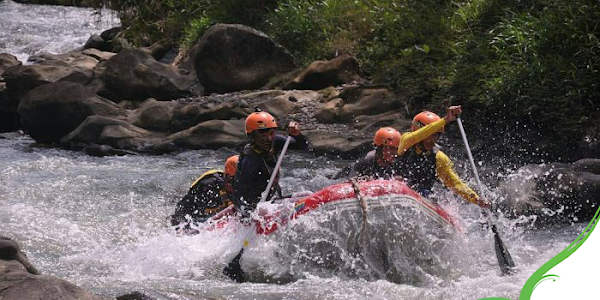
[
  {"x1": 239, "y1": 145, "x2": 282, "y2": 204},
  {"x1": 396, "y1": 145, "x2": 439, "y2": 196},
  {"x1": 171, "y1": 169, "x2": 232, "y2": 226},
  {"x1": 352, "y1": 149, "x2": 399, "y2": 179},
  {"x1": 190, "y1": 169, "x2": 222, "y2": 189}
]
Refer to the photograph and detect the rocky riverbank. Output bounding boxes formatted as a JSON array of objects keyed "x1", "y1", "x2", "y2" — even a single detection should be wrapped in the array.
[
  {"x1": 0, "y1": 24, "x2": 411, "y2": 157},
  {"x1": 1, "y1": 22, "x2": 598, "y2": 224}
]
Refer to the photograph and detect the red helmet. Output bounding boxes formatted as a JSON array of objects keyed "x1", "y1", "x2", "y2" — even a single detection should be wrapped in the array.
[
  {"x1": 245, "y1": 112, "x2": 277, "y2": 134},
  {"x1": 224, "y1": 155, "x2": 239, "y2": 176},
  {"x1": 373, "y1": 127, "x2": 401, "y2": 147},
  {"x1": 411, "y1": 111, "x2": 442, "y2": 131}
]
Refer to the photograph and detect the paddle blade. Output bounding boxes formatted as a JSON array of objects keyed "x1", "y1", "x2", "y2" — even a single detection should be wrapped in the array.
[
  {"x1": 223, "y1": 248, "x2": 245, "y2": 282},
  {"x1": 492, "y1": 225, "x2": 515, "y2": 275}
]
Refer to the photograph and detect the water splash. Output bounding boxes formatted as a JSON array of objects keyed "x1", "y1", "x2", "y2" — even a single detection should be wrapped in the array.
[{"x1": 0, "y1": 0, "x2": 119, "y2": 62}]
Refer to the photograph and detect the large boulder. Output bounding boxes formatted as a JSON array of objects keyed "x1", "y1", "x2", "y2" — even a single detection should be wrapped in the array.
[
  {"x1": 17, "y1": 50, "x2": 114, "y2": 97},
  {"x1": 188, "y1": 101, "x2": 249, "y2": 124},
  {"x1": 255, "y1": 97, "x2": 300, "y2": 119},
  {"x1": 84, "y1": 27, "x2": 124, "y2": 53},
  {"x1": 0, "y1": 53, "x2": 21, "y2": 77},
  {"x1": 352, "y1": 110, "x2": 411, "y2": 131},
  {"x1": 314, "y1": 98, "x2": 344, "y2": 124},
  {"x1": 161, "y1": 119, "x2": 246, "y2": 150},
  {"x1": 80, "y1": 48, "x2": 116, "y2": 62},
  {"x1": 18, "y1": 82, "x2": 125, "y2": 143},
  {"x1": 27, "y1": 51, "x2": 100, "y2": 71},
  {"x1": 0, "y1": 236, "x2": 106, "y2": 300},
  {"x1": 129, "y1": 99, "x2": 177, "y2": 132},
  {"x1": 3, "y1": 61, "x2": 93, "y2": 104},
  {"x1": 194, "y1": 23, "x2": 297, "y2": 94},
  {"x1": 498, "y1": 159, "x2": 600, "y2": 224},
  {"x1": 303, "y1": 129, "x2": 372, "y2": 158},
  {"x1": 102, "y1": 49, "x2": 200, "y2": 101},
  {"x1": 314, "y1": 86, "x2": 403, "y2": 124},
  {"x1": 338, "y1": 86, "x2": 403, "y2": 122},
  {"x1": 84, "y1": 34, "x2": 106, "y2": 51},
  {"x1": 61, "y1": 115, "x2": 162, "y2": 150},
  {"x1": 129, "y1": 98, "x2": 249, "y2": 133},
  {"x1": 0, "y1": 82, "x2": 20, "y2": 132},
  {"x1": 284, "y1": 55, "x2": 364, "y2": 90},
  {"x1": 0, "y1": 236, "x2": 38, "y2": 275}
]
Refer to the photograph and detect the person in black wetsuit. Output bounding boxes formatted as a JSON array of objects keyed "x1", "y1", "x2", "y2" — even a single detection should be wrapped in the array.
[
  {"x1": 231, "y1": 111, "x2": 309, "y2": 217},
  {"x1": 343, "y1": 126, "x2": 403, "y2": 179},
  {"x1": 224, "y1": 112, "x2": 309, "y2": 283}
]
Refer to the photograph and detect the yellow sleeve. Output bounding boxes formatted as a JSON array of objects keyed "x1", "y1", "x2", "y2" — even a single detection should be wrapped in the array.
[
  {"x1": 398, "y1": 118, "x2": 446, "y2": 155},
  {"x1": 435, "y1": 151, "x2": 479, "y2": 205}
]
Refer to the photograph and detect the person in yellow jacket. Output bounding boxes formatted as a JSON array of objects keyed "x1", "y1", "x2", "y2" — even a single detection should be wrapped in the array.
[
  {"x1": 396, "y1": 106, "x2": 490, "y2": 208},
  {"x1": 170, "y1": 155, "x2": 239, "y2": 230}
]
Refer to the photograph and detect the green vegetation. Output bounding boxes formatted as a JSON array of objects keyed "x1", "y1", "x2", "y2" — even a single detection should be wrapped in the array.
[
  {"x1": 101, "y1": 0, "x2": 276, "y2": 48},
  {"x1": 101, "y1": 0, "x2": 598, "y2": 160}
]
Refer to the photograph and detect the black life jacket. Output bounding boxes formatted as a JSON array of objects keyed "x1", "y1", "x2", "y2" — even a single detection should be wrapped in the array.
[
  {"x1": 397, "y1": 145, "x2": 439, "y2": 195},
  {"x1": 171, "y1": 170, "x2": 231, "y2": 226},
  {"x1": 239, "y1": 145, "x2": 282, "y2": 204},
  {"x1": 352, "y1": 149, "x2": 399, "y2": 179}
]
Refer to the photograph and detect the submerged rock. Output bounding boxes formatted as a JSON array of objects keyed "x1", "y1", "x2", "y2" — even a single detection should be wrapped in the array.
[{"x1": 498, "y1": 158, "x2": 600, "y2": 224}]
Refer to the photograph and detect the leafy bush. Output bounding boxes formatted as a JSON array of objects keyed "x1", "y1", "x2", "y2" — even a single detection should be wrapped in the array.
[
  {"x1": 104, "y1": 0, "x2": 599, "y2": 160},
  {"x1": 105, "y1": 0, "x2": 274, "y2": 46}
]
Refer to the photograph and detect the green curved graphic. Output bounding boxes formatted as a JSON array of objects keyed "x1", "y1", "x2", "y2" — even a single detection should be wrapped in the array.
[
  {"x1": 531, "y1": 274, "x2": 560, "y2": 292},
  {"x1": 480, "y1": 206, "x2": 600, "y2": 300},
  {"x1": 519, "y1": 206, "x2": 600, "y2": 300}
]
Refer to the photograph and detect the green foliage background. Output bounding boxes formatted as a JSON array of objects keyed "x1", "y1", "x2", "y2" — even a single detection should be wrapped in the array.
[{"x1": 93, "y1": 0, "x2": 599, "y2": 160}]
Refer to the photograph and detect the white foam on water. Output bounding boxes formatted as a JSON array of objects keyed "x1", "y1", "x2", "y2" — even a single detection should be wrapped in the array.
[{"x1": 0, "y1": 0, "x2": 119, "y2": 63}]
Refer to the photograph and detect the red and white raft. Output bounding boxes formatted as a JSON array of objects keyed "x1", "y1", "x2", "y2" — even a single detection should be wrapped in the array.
[{"x1": 207, "y1": 179, "x2": 462, "y2": 235}]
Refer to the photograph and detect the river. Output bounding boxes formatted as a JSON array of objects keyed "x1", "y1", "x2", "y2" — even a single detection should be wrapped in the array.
[{"x1": 0, "y1": 1, "x2": 586, "y2": 299}]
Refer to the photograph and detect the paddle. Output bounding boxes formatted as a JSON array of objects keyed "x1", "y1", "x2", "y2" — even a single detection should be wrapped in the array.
[
  {"x1": 456, "y1": 117, "x2": 515, "y2": 275},
  {"x1": 223, "y1": 135, "x2": 293, "y2": 282}
]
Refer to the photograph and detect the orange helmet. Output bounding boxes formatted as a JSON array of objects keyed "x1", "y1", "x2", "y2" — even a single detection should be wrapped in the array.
[
  {"x1": 245, "y1": 112, "x2": 277, "y2": 134},
  {"x1": 411, "y1": 111, "x2": 442, "y2": 131},
  {"x1": 224, "y1": 155, "x2": 239, "y2": 176},
  {"x1": 373, "y1": 127, "x2": 401, "y2": 147}
]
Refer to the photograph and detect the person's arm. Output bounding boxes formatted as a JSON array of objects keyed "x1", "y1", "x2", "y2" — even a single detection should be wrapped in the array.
[
  {"x1": 398, "y1": 118, "x2": 446, "y2": 155},
  {"x1": 288, "y1": 133, "x2": 309, "y2": 150},
  {"x1": 274, "y1": 133, "x2": 309, "y2": 151},
  {"x1": 275, "y1": 121, "x2": 309, "y2": 151},
  {"x1": 435, "y1": 151, "x2": 481, "y2": 205},
  {"x1": 398, "y1": 105, "x2": 463, "y2": 155}
]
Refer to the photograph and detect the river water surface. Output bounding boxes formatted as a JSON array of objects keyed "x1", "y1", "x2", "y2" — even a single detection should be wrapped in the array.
[{"x1": 0, "y1": 1, "x2": 587, "y2": 299}]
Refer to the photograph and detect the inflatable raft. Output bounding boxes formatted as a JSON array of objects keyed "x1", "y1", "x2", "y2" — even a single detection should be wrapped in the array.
[
  {"x1": 208, "y1": 179, "x2": 463, "y2": 283},
  {"x1": 207, "y1": 179, "x2": 462, "y2": 235}
]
